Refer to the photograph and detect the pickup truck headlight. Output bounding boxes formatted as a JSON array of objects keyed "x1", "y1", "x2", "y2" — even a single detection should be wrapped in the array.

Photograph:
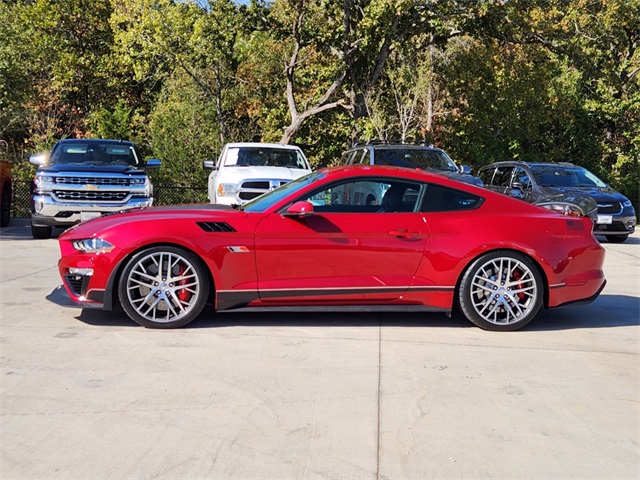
[
  {"x1": 217, "y1": 183, "x2": 239, "y2": 197},
  {"x1": 72, "y1": 238, "x2": 115, "y2": 254},
  {"x1": 34, "y1": 174, "x2": 54, "y2": 189}
]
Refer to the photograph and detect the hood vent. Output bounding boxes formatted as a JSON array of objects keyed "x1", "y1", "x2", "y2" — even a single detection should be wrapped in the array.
[{"x1": 197, "y1": 222, "x2": 236, "y2": 233}]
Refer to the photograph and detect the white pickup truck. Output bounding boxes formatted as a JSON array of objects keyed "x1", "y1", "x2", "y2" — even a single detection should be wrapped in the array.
[{"x1": 203, "y1": 142, "x2": 312, "y2": 205}]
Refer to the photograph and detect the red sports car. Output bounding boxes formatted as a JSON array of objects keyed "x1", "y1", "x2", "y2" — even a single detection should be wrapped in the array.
[{"x1": 57, "y1": 166, "x2": 606, "y2": 331}]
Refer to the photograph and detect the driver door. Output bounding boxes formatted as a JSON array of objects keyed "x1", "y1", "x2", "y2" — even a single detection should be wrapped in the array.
[{"x1": 254, "y1": 178, "x2": 429, "y2": 304}]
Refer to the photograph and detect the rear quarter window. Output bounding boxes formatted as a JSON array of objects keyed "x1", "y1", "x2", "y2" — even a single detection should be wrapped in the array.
[{"x1": 421, "y1": 183, "x2": 483, "y2": 212}]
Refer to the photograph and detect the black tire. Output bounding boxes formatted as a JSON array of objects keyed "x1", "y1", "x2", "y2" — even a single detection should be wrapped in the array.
[
  {"x1": 458, "y1": 250, "x2": 543, "y2": 331},
  {"x1": 31, "y1": 223, "x2": 52, "y2": 239},
  {"x1": 605, "y1": 235, "x2": 628, "y2": 243},
  {"x1": 0, "y1": 186, "x2": 10, "y2": 227},
  {"x1": 118, "y1": 246, "x2": 209, "y2": 328}
]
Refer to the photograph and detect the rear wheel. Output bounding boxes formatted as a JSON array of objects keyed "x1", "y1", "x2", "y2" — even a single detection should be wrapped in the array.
[
  {"x1": 118, "y1": 246, "x2": 209, "y2": 328},
  {"x1": 605, "y1": 235, "x2": 628, "y2": 243},
  {"x1": 31, "y1": 223, "x2": 52, "y2": 239},
  {"x1": 458, "y1": 251, "x2": 543, "y2": 331}
]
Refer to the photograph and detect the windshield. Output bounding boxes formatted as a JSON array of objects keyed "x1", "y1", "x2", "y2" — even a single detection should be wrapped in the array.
[
  {"x1": 223, "y1": 147, "x2": 309, "y2": 169},
  {"x1": 531, "y1": 165, "x2": 607, "y2": 188},
  {"x1": 243, "y1": 172, "x2": 326, "y2": 212},
  {"x1": 50, "y1": 142, "x2": 140, "y2": 167},
  {"x1": 375, "y1": 149, "x2": 458, "y2": 172}
]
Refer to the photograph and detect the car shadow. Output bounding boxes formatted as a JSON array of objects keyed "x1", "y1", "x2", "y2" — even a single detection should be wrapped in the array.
[
  {"x1": 527, "y1": 294, "x2": 639, "y2": 331},
  {"x1": 596, "y1": 234, "x2": 639, "y2": 245},
  {"x1": 0, "y1": 218, "x2": 63, "y2": 240},
  {"x1": 64, "y1": 293, "x2": 638, "y2": 331}
]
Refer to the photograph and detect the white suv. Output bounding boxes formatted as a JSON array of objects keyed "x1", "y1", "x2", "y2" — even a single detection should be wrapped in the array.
[{"x1": 203, "y1": 143, "x2": 312, "y2": 205}]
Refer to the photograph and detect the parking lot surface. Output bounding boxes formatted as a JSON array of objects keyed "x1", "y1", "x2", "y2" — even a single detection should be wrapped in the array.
[{"x1": 1, "y1": 219, "x2": 639, "y2": 479}]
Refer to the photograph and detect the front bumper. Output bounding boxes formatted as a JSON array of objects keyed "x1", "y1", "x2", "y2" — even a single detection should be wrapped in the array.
[
  {"x1": 31, "y1": 195, "x2": 153, "y2": 227},
  {"x1": 592, "y1": 213, "x2": 636, "y2": 236}
]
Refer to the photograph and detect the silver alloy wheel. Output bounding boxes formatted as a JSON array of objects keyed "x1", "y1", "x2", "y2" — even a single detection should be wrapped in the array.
[
  {"x1": 469, "y1": 256, "x2": 538, "y2": 326},
  {"x1": 124, "y1": 250, "x2": 202, "y2": 324}
]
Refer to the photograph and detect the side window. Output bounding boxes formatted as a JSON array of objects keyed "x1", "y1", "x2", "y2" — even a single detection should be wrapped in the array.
[
  {"x1": 343, "y1": 149, "x2": 367, "y2": 165},
  {"x1": 421, "y1": 183, "x2": 483, "y2": 212},
  {"x1": 493, "y1": 166, "x2": 515, "y2": 188},
  {"x1": 478, "y1": 167, "x2": 496, "y2": 185},
  {"x1": 512, "y1": 167, "x2": 531, "y2": 189},
  {"x1": 303, "y1": 179, "x2": 421, "y2": 213},
  {"x1": 356, "y1": 148, "x2": 369, "y2": 165}
]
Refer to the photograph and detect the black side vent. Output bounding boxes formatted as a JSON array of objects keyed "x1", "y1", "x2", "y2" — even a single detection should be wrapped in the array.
[{"x1": 197, "y1": 222, "x2": 236, "y2": 233}]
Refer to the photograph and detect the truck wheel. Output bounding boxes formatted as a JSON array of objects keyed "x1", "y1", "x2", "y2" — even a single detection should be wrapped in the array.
[
  {"x1": 0, "y1": 187, "x2": 10, "y2": 227},
  {"x1": 118, "y1": 246, "x2": 209, "y2": 328},
  {"x1": 458, "y1": 251, "x2": 543, "y2": 331},
  {"x1": 31, "y1": 223, "x2": 52, "y2": 239}
]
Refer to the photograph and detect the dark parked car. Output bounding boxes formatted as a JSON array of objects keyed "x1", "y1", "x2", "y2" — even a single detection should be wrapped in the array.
[
  {"x1": 341, "y1": 141, "x2": 483, "y2": 186},
  {"x1": 478, "y1": 161, "x2": 636, "y2": 242}
]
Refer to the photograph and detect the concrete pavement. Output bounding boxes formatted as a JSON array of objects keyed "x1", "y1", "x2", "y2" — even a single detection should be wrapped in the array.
[{"x1": 1, "y1": 219, "x2": 638, "y2": 479}]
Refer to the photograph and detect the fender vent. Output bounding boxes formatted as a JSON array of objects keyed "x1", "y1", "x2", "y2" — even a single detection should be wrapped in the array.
[{"x1": 197, "y1": 222, "x2": 236, "y2": 233}]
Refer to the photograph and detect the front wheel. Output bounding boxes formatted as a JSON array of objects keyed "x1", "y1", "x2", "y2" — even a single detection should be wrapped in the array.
[
  {"x1": 31, "y1": 223, "x2": 52, "y2": 239},
  {"x1": 118, "y1": 246, "x2": 209, "y2": 328},
  {"x1": 605, "y1": 235, "x2": 628, "y2": 243},
  {"x1": 458, "y1": 251, "x2": 543, "y2": 331}
]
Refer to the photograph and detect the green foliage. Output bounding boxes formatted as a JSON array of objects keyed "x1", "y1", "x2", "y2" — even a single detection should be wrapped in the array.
[
  {"x1": 147, "y1": 73, "x2": 220, "y2": 188},
  {"x1": 0, "y1": 0, "x2": 637, "y2": 209}
]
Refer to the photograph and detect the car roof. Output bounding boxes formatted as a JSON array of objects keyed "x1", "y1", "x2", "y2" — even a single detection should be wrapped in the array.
[
  {"x1": 481, "y1": 161, "x2": 579, "y2": 169},
  {"x1": 346, "y1": 144, "x2": 444, "y2": 152},
  {"x1": 56, "y1": 138, "x2": 135, "y2": 145},
  {"x1": 318, "y1": 164, "x2": 482, "y2": 189},
  {"x1": 225, "y1": 142, "x2": 303, "y2": 150}
]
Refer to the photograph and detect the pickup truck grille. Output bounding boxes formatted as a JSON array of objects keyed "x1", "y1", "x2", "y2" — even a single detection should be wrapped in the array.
[
  {"x1": 597, "y1": 202, "x2": 622, "y2": 215},
  {"x1": 238, "y1": 179, "x2": 291, "y2": 201},
  {"x1": 55, "y1": 176, "x2": 131, "y2": 186},
  {"x1": 53, "y1": 190, "x2": 129, "y2": 202}
]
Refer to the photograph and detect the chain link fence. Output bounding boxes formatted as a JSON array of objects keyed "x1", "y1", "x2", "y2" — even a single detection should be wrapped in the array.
[{"x1": 9, "y1": 181, "x2": 208, "y2": 219}]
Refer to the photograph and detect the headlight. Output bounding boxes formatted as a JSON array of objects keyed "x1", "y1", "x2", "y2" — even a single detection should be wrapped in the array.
[
  {"x1": 622, "y1": 199, "x2": 632, "y2": 208},
  {"x1": 72, "y1": 238, "x2": 115, "y2": 254},
  {"x1": 539, "y1": 203, "x2": 584, "y2": 217},
  {"x1": 34, "y1": 174, "x2": 54, "y2": 188},
  {"x1": 217, "y1": 183, "x2": 239, "y2": 196}
]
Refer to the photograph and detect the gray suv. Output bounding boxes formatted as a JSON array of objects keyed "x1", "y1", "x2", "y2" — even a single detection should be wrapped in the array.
[
  {"x1": 341, "y1": 142, "x2": 483, "y2": 186},
  {"x1": 478, "y1": 161, "x2": 636, "y2": 243}
]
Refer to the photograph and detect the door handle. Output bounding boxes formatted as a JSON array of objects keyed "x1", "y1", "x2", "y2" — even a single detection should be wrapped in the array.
[{"x1": 388, "y1": 229, "x2": 419, "y2": 239}]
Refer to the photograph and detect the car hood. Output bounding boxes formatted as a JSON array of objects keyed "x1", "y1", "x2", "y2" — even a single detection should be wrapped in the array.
[
  {"x1": 553, "y1": 185, "x2": 627, "y2": 203},
  {"x1": 61, "y1": 204, "x2": 242, "y2": 237},
  {"x1": 438, "y1": 170, "x2": 483, "y2": 186},
  {"x1": 40, "y1": 164, "x2": 146, "y2": 174},
  {"x1": 219, "y1": 165, "x2": 311, "y2": 180},
  {"x1": 538, "y1": 186, "x2": 598, "y2": 214}
]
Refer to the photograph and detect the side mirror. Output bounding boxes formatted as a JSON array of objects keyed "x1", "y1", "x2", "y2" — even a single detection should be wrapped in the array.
[
  {"x1": 29, "y1": 154, "x2": 47, "y2": 166},
  {"x1": 458, "y1": 165, "x2": 472, "y2": 174},
  {"x1": 283, "y1": 201, "x2": 315, "y2": 218},
  {"x1": 203, "y1": 159, "x2": 217, "y2": 170},
  {"x1": 146, "y1": 158, "x2": 161, "y2": 169}
]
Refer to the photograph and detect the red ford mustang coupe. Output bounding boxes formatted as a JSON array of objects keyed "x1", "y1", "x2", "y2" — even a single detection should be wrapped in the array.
[{"x1": 57, "y1": 166, "x2": 606, "y2": 331}]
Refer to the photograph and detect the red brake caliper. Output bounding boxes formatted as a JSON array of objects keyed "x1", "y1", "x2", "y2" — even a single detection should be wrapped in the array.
[
  {"x1": 177, "y1": 265, "x2": 190, "y2": 302},
  {"x1": 513, "y1": 269, "x2": 524, "y2": 301}
]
